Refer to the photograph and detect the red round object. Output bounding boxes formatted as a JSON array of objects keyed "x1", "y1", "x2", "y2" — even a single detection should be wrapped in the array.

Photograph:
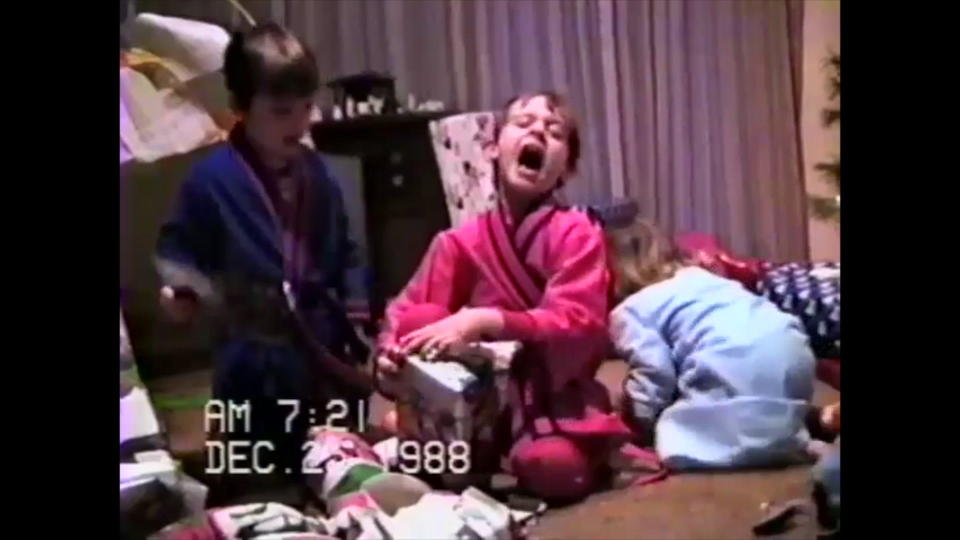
[{"x1": 510, "y1": 435, "x2": 596, "y2": 501}]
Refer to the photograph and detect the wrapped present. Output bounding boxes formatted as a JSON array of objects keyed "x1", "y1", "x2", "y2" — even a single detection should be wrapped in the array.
[
  {"x1": 301, "y1": 429, "x2": 433, "y2": 515},
  {"x1": 397, "y1": 341, "x2": 521, "y2": 446},
  {"x1": 121, "y1": 14, "x2": 233, "y2": 165}
]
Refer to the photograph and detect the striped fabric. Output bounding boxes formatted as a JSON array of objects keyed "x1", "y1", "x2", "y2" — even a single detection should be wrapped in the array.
[{"x1": 758, "y1": 262, "x2": 841, "y2": 359}]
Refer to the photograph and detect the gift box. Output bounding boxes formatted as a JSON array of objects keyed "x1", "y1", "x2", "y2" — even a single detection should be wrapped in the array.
[{"x1": 397, "y1": 341, "x2": 521, "y2": 446}]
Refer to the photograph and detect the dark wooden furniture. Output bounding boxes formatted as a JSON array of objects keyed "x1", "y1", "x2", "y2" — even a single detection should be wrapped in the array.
[{"x1": 311, "y1": 112, "x2": 455, "y2": 322}]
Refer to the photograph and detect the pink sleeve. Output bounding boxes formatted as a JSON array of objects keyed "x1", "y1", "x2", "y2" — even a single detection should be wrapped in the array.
[
  {"x1": 497, "y1": 224, "x2": 611, "y2": 387},
  {"x1": 377, "y1": 232, "x2": 473, "y2": 349}
]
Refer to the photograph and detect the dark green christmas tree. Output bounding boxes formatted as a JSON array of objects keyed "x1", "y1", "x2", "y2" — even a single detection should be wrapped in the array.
[{"x1": 809, "y1": 53, "x2": 840, "y2": 222}]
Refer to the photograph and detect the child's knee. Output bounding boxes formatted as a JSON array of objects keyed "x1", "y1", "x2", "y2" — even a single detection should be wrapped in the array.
[
  {"x1": 395, "y1": 304, "x2": 451, "y2": 338},
  {"x1": 510, "y1": 436, "x2": 596, "y2": 502}
]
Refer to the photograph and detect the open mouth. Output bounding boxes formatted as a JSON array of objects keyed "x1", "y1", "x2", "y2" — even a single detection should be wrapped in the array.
[{"x1": 517, "y1": 144, "x2": 545, "y2": 175}]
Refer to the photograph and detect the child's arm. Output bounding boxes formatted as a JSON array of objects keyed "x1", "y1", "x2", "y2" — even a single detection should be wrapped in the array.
[
  {"x1": 377, "y1": 232, "x2": 473, "y2": 351},
  {"x1": 156, "y1": 169, "x2": 220, "y2": 278},
  {"x1": 155, "y1": 170, "x2": 220, "y2": 320},
  {"x1": 494, "y1": 222, "x2": 612, "y2": 391},
  {"x1": 610, "y1": 305, "x2": 677, "y2": 431}
]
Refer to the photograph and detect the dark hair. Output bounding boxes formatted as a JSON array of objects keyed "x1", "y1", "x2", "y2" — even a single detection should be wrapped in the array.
[
  {"x1": 496, "y1": 91, "x2": 582, "y2": 173},
  {"x1": 223, "y1": 22, "x2": 319, "y2": 111}
]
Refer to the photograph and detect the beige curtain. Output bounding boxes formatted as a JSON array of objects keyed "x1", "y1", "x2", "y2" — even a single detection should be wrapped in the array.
[{"x1": 136, "y1": 0, "x2": 807, "y2": 260}]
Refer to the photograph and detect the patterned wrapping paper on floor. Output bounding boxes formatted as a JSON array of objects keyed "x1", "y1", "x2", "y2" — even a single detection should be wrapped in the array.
[
  {"x1": 154, "y1": 502, "x2": 336, "y2": 540},
  {"x1": 120, "y1": 65, "x2": 224, "y2": 164},
  {"x1": 758, "y1": 262, "x2": 840, "y2": 358}
]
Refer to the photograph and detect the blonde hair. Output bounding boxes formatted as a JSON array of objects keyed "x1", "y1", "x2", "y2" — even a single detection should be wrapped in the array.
[{"x1": 607, "y1": 219, "x2": 687, "y2": 300}]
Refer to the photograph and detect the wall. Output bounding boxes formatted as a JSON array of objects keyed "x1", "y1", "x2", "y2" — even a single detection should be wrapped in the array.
[{"x1": 801, "y1": 0, "x2": 841, "y2": 261}]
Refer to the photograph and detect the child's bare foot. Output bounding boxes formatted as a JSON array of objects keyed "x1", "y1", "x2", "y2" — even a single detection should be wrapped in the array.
[
  {"x1": 821, "y1": 402, "x2": 840, "y2": 433},
  {"x1": 805, "y1": 404, "x2": 838, "y2": 442}
]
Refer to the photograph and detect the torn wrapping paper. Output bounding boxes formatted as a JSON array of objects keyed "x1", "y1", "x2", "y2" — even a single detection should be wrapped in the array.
[
  {"x1": 121, "y1": 13, "x2": 233, "y2": 165},
  {"x1": 302, "y1": 430, "x2": 390, "y2": 513},
  {"x1": 387, "y1": 487, "x2": 513, "y2": 540},
  {"x1": 207, "y1": 503, "x2": 333, "y2": 540},
  {"x1": 154, "y1": 502, "x2": 336, "y2": 540},
  {"x1": 120, "y1": 65, "x2": 224, "y2": 164},
  {"x1": 398, "y1": 341, "x2": 521, "y2": 445},
  {"x1": 296, "y1": 430, "x2": 531, "y2": 539},
  {"x1": 302, "y1": 429, "x2": 433, "y2": 519},
  {"x1": 123, "y1": 47, "x2": 235, "y2": 130},
  {"x1": 128, "y1": 13, "x2": 230, "y2": 83}
]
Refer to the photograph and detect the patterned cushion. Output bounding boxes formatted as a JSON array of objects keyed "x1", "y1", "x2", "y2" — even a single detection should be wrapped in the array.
[
  {"x1": 758, "y1": 262, "x2": 840, "y2": 359},
  {"x1": 429, "y1": 112, "x2": 498, "y2": 227}
]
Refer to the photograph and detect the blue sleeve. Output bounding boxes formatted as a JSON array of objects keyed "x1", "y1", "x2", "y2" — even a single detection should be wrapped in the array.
[
  {"x1": 611, "y1": 303, "x2": 677, "y2": 425},
  {"x1": 155, "y1": 168, "x2": 220, "y2": 280}
]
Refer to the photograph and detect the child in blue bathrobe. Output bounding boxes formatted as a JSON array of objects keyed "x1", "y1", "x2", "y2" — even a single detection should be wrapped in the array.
[
  {"x1": 607, "y1": 220, "x2": 815, "y2": 470},
  {"x1": 155, "y1": 23, "x2": 368, "y2": 480}
]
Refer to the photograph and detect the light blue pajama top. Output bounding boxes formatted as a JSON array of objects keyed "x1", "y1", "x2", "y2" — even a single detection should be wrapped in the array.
[{"x1": 611, "y1": 266, "x2": 815, "y2": 470}]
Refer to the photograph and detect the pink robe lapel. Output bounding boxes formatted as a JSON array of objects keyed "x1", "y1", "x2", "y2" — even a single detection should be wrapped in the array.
[{"x1": 478, "y1": 201, "x2": 559, "y2": 310}]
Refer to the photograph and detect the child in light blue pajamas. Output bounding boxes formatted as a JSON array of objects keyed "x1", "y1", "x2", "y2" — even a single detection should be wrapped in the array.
[{"x1": 607, "y1": 220, "x2": 816, "y2": 470}]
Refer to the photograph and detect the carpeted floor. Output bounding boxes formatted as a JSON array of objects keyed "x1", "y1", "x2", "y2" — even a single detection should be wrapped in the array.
[{"x1": 148, "y1": 360, "x2": 838, "y2": 539}]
